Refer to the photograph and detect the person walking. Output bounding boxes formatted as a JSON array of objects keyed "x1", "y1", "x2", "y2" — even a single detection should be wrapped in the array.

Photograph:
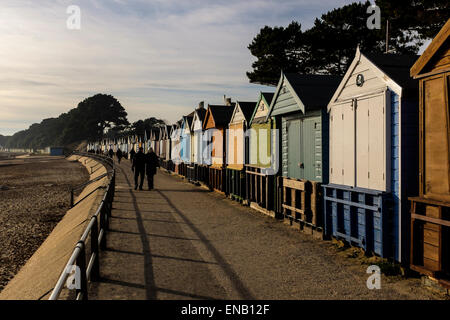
[
  {"x1": 145, "y1": 148, "x2": 160, "y2": 190},
  {"x1": 108, "y1": 148, "x2": 114, "y2": 158},
  {"x1": 132, "y1": 147, "x2": 146, "y2": 190},
  {"x1": 116, "y1": 148, "x2": 123, "y2": 164},
  {"x1": 129, "y1": 148, "x2": 136, "y2": 163}
]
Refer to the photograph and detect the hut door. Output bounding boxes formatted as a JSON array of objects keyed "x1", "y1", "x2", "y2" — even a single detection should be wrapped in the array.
[
  {"x1": 287, "y1": 119, "x2": 303, "y2": 179},
  {"x1": 329, "y1": 102, "x2": 355, "y2": 186},
  {"x1": 302, "y1": 117, "x2": 320, "y2": 181},
  {"x1": 423, "y1": 75, "x2": 450, "y2": 198},
  {"x1": 355, "y1": 94, "x2": 386, "y2": 191}
]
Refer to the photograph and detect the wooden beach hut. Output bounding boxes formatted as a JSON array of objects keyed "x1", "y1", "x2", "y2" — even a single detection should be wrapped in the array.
[
  {"x1": 150, "y1": 129, "x2": 160, "y2": 155},
  {"x1": 162, "y1": 125, "x2": 172, "y2": 168},
  {"x1": 226, "y1": 101, "x2": 257, "y2": 202},
  {"x1": 180, "y1": 112, "x2": 195, "y2": 177},
  {"x1": 323, "y1": 47, "x2": 420, "y2": 262},
  {"x1": 170, "y1": 120, "x2": 182, "y2": 173},
  {"x1": 158, "y1": 125, "x2": 167, "y2": 162},
  {"x1": 245, "y1": 92, "x2": 276, "y2": 215},
  {"x1": 267, "y1": 72, "x2": 341, "y2": 235},
  {"x1": 189, "y1": 102, "x2": 208, "y2": 183},
  {"x1": 409, "y1": 19, "x2": 450, "y2": 284},
  {"x1": 203, "y1": 97, "x2": 235, "y2": 193}
]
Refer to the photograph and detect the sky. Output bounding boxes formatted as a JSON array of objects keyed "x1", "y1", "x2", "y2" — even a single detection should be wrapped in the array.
[{"x1": 0, "y1": 0, "x2": 424, "y2": 136}]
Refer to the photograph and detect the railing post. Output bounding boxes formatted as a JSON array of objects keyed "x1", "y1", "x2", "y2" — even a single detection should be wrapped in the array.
[
  {"x1": 70, "y1": 188, "x2": 74, "y2": 208},
  {"x1": 99, "y1": 204, "x2": 107, "y2": 250},
  {"x1": 90, "y1": 217, "x2": 100, "y2": 281},
  {"x1": 75, "y1": 241, "x2": 88, "y2": 300}
]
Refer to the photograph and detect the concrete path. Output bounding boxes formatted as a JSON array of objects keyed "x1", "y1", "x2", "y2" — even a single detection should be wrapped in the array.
[{"x1": 88, "y1": 161, "x2": 444, "y2": 300}]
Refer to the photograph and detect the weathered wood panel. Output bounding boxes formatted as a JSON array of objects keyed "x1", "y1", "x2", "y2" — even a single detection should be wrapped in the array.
[{"x1": 422, "y1": 75, "x2": 450, "y2": 200}]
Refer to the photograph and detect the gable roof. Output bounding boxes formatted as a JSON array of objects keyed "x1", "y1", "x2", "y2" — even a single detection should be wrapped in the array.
[
  {"x1": 328, "y1": 47, "x2": 419, "y2": 109},
  {"x1": 267, "y1": 72, "x2": 341, "y2": 120},
  {"x1": 159, "y1": 126, "x2": 167, "y2": 139},
  {"x1": 191, "y1": 107, "x2": 207, "y2": 131},
  {"x1": 364, "y1": 52, "x2": 420, "y2": 91},
  {"x1": 249, "y1": 91, "x2": 274, "y2": 125},
  {"x1": 150, "y1": 128, "x2": 160, "y2": 140},
  {"x1": 411, "y1": 18, "x2": 450, "y2": 78},
  {"x1": 230, "y1": 101, "x2": 257, "y2": 124},
  {"x1": 203, "y1": 104, "x2": 235, "y2": 130},
  {"x1": 181, "y1": 111, "x2": 195, "y2": 133},
  {"x1": 261, "y1": 92, "x2": 274, "y2": 106}
]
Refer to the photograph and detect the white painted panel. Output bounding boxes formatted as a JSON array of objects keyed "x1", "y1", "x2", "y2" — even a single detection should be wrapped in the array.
[
  {"x1": 231, "y1": 107, "x2": 244, "y2": 123},
  {"x1": 329, "y1": 108, "x2": 341, "y2": 184},
  {"x1": 337, "y1": 57, "x2": 387, "y2": 103},
  {"x1": 254, "y1": 100, "x2": 268, "y2": 119},
  {"x1": 368, "y1": 94, "x2": 386, "y2": 191},
  {"x1": 193, "y1": 118, "x2": 203, "y2": 131},
  {"x1": 342, "y1": 102, "x2": 355, "y2": 186},
  {"x1": 356, "y1": 98, "x2": 369, "y2": 188},
  {"x1": 330, "y1": 103, "x2": 355, "y2": 186}
]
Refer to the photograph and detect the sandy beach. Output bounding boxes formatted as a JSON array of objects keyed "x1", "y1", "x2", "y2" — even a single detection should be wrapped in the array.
[{"x1": 0, "y1": 155, "x2": 89, "y2": 292}]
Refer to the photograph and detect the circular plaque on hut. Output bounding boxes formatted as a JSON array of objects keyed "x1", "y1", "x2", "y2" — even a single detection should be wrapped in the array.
[{"x1": 356, "y1": 74, "x2": 364, "y2": 87}]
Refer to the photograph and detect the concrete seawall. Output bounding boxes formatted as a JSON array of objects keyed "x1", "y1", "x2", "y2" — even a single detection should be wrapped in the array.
[{"x1": 0, "y1": 155, "x2": 109, "y2": 300}]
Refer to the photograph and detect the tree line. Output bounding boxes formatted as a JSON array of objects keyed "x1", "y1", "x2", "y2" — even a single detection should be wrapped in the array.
[
  {"x1": 2, "y1": 93, "x2": 165, "y2": 150},
  {"x1": 247, "y1": 0, "x2": 449, "y2": 85}
]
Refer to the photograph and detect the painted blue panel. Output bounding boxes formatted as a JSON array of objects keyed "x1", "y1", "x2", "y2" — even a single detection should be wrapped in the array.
[
  {"x1": 50, "y1": 148, "x2": 64, "y2": 156},
  {"x1": 323, "y1": 184, "x2": 390, "y2": 258},
  {"x1": 399, "y1": 97, "x2": 419, "y2": 264},
  {"x1": 390, "y1": 91, "x2": 400, "y2": 262}
]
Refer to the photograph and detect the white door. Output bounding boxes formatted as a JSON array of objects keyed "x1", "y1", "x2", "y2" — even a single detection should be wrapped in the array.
[
  {"x1": 355, "y1": 93, "x2": 386, "y2": 191},
  {"x1": 329, "y1": 101, "x2": 355, "y2": 186}
]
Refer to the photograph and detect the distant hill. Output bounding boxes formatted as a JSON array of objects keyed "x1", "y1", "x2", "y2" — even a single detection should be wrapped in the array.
[{"x1": 4, "y1": 94, "x2": 130, "y2": 150}]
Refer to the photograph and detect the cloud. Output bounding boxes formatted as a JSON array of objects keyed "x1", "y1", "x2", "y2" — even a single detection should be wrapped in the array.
[{"x1": 0, "y1": 0, "x2": 358, "y2": 136}]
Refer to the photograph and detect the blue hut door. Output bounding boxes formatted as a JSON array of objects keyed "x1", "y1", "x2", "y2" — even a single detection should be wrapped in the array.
[{"x1": 287, "y1": 119, "x2": 303, "y2": 179}]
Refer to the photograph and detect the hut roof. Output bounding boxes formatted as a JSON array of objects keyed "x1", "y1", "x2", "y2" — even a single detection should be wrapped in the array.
[
  {"x1": 410, "y1": 18, "x2": 450, "y2": 78},
  {"x1": 284, "y1": 73, "x2": 342, "y2": 110},
  {"x1": 235, "y1": 101, "x2": 257, "y2": 124},
  {"x1": 206, "y1": 104, "x2": 235, "y2": 127},
  {"x1": 364, "y1": 52, "x2": 420, "y2": 91}
]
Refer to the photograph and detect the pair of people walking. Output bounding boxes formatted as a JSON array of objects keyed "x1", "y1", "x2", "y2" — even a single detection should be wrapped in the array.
[{"x1": 132, "y1": 147, "x2": 160, "y2": 190}]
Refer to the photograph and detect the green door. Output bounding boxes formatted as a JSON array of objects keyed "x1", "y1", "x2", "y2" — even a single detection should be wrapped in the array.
[
  {"x1": 302, "y1": 117, "x2": 322, "y2": 181},
  {"x1": 287, "y1": 119, "x2": 303, "y2": 179}
]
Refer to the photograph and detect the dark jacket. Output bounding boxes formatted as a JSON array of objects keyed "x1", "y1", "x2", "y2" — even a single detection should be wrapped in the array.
[
  {"x1": 132, "y1": 151, "x2": 146, "y2": 171},
  {"x1": 129, "y1": 149, "x2": 136, "y2": 160},
  {"x1": 146, "y1": 151, "x2": 160, "y2": 175}
]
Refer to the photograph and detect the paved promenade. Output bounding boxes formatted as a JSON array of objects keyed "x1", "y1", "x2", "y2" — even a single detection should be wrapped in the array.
[{"x1": 88, "y1": 161, "x2": 444, "y2": 300}]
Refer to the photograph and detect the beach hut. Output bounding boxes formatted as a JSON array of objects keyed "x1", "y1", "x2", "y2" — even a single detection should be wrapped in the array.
[
  {"x1": 127, "y1": 135, "x2": 134, "y2": 157},
  {"x1": 188, "y1": 102, "x2": 208, "y2": 183},
  {"x1": 160, "y1": 125, "x2": 172, "y2": 169},
  {"x1": 158, "y1": 126, "x2": 167, "y2": 161},
  {"x1": 170, "y1": 120, "x2": 182, "y2": 173},
  {"x1": 245, "y1": 92, "x2": 276, "y2": 215},
  {"x1": 203, "y1": 97, "x2": 235, "y2": 193},
  {"x1": 323, "y1": 47, "x2": 420, "y2": 262},
  {"x1": 150, "y1": 128, "x2": 160, "y2": 156},
  {"x1": 409, "y1": 19, "x2": 450, "y2": 282},
  {"x1": 226, "y1": 101, "x2": 257, "y2": 202},
  {"x1": 267, "y1": 72, "x2": 341, "y2": 234},
  {"x1": 180, "y1": 112, "x2": 195, "y2": 177}
]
